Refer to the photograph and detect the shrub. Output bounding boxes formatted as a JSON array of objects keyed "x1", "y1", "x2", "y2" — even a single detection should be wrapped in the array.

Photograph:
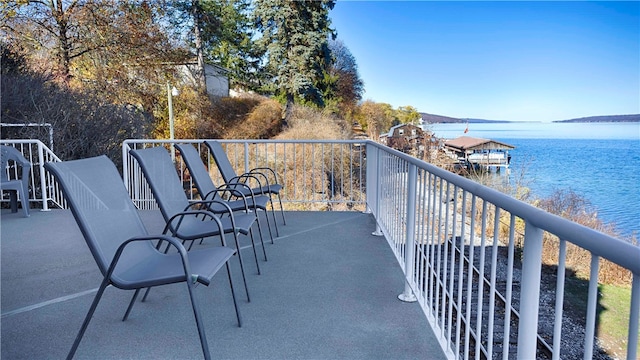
[{"x1": 1, "y1": 49, "x2": 151, "y2": 169}]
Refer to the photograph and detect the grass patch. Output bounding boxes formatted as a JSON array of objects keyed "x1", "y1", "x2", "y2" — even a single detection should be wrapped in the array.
[
  {"x1": 597, "y1": 284, "x2": 637, "y2": 359},
  {"x1": 564, "y1": 278, "x2": 636, "y2": 359}
]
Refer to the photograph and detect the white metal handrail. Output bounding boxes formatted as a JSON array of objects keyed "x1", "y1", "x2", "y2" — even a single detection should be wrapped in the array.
[
  {"x1": 1, "y1": 140, "x2": 65, "y2": 210},
  {"x1": 365, "y1": 142, "x2": 639, "y2": 360},
  {"x1": 123, "y1": 139, "x2": 367, "y2": 210},
  {"x1": 122, "y1": 139, "x2": 639, "y2": 359}
]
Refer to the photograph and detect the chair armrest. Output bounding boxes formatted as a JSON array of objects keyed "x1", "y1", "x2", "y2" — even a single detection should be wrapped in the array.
[
  {"x1": 203, "y1": 187, "x2": 250, "y2": 212},
  {"x1": 217, "y1": 181, "x2": 257, "y2": 199},
  {"x1": 163, "y1": 210, "x2": 228, "y2": 247},
  {"x1": 249, "y1": 167, "x2": 279, "y2": 185},
  {"x1": 106, "y1": 235, "x2": 194, "y2": 283},
  {"x1": 229, "y1": 173, "x2": 265, "y2": 191}
]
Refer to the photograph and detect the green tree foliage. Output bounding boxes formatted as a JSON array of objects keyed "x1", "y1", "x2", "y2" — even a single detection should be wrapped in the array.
[
  {"x1": 254, "y1": 0, "x2": 335, "y2": 124},
  {"x1": 325, "y1": 38, "x2": 364, "y2": 120},
  {"x1": 200, "y1": 0, "x2": 265, "y2": 91},
  {"x1": 395, "y1": 105, "x2": 421, "y2": 125},
  {"x1": 355, "y1": 101, "x2": 396, "y2": 138}
]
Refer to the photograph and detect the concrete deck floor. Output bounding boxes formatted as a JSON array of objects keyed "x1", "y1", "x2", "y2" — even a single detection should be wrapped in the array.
[{"x1": 1, "y1": 208, "x2": 447, "y2": 359}]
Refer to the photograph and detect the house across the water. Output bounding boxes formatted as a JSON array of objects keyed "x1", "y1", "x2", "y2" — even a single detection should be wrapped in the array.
[{"x1": 444, "y1": 136, "x2": 515, "y2": 172}]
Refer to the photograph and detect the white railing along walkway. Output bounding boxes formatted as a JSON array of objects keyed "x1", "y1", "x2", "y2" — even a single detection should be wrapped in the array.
[
  {"x1": 1, "y1": 140, "x2": 65, "y2": 210},
  {"x1": 365, "y1": 142, "x2": 639, "y2": 360},
  {"x1": 123, "y1": 139, "x2": 367, "y2": 210}
]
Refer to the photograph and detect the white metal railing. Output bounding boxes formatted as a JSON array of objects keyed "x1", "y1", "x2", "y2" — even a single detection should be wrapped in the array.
[
  {"x1": 365, "y1": 142, "x2": 639, "y2": 360},
  {"x1": 1, "y1": 140, "x2": 65, "y2": 210},
  {"x1": 122, "y1": 139, "x2": 367, "y2": 211},
  {"x1": 121, "y1": 139, "x2": 639, "y2": 359}
]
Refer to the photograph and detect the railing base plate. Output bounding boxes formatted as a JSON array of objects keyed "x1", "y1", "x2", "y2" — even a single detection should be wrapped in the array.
[{"x1": 398, "y1": 293, "x2": 417, "y2": 303}]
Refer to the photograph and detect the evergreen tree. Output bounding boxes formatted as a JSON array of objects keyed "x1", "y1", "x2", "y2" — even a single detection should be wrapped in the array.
[
  {"x1": 254, "y1": 0, "x2": 335, "y2": 124},
  {"x1": 326, "y1": 38, "x2": 364, "y2": 119}
]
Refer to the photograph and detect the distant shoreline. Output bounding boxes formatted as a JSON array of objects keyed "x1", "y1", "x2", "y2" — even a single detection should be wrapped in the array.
[{"x1": 420, "y1": 113, "x2": 640, "y2": 124}]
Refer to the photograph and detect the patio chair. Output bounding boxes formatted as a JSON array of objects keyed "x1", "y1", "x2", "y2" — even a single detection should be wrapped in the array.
[
  {"x1": 176, "y1": 143, "x2": 275, "y2": 244},
  {"x1": 205, "y1": 140, "x2": 286, "y2": 233},
  {"x1": 45, "y1": 155, "x2": 241, "y2": 360},
  {"x1": 129, "y1": 146, "x2": 266, "y2": 301},
  {"x1": 1, "y1": 145, "x2": 31, "y2": 217}
]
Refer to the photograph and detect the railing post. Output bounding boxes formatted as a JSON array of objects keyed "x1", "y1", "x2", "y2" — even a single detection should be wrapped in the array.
[
  {"x1": 398, "y1": 163, "x2": 417, "y2": 302},
  {"x1": 244, "y1": 142, "x2": 250, "y2": 174},
  {"x1": 517, "y1": 221, "x2": 543, "y2": 359},
  {"x1": 37, "y1": 141, "x2": 49, "y2": 211},
  {"x1": 368, "y1": 144, "x2": 383, "y2": 235}
]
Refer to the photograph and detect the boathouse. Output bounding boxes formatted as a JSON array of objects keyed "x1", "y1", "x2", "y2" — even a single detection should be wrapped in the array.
[{"x1": 444, "y1": 136, "x2": 515, "y2": 171}]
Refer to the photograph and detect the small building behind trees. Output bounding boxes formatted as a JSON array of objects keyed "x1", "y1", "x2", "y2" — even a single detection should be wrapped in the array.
[
  {"x1": 380, "y1": 123, "x2": 436, "y2": 160},
  {"x1": 180, "y1": 62, "x2": 230, "y2": 97}
]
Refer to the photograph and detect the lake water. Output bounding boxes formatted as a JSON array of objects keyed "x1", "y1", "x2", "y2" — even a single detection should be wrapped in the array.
[{"x1": 425, "y1": 122, "x2": 640, "y2": 238}]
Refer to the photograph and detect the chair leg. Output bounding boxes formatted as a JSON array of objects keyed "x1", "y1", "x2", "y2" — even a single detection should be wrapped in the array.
[
  {"x1": 254, "y1": 213, "x2": 268, "y2": 261},
  {"x1": 20, "y1": 184, "x2": 29, "y2": 217},
  {"x1": 67, "y1": 278, "x2": 110, "y2": 360},
  {"x1": 262, "y1": 207, "x2": 275, "y2": 244},
  {"x1": 9, "y1": 191, "x2": 17, "y2": 213},
  {"x1": 141, "y1": 287, "x2": 152, "y2": 302},
  {"x1": 185, "y1": 279, "x2": 211, "y2": 360},
  {"x1": 268, "y1": 195, "x2": 280, "y2": 237},
  {"x1": 225, "y1": 262, "x2": 242, "y2": 327},
  {"x1": 277, "y1": 193, "x2": 286, "y2": 225},
  {"x1": 122, "y1": 288, "x2": 141, "y2": 321},
  {"x1": 230, "y1": 231, "x2": 250, "y2": 303},
  {"x1": 248, "y1": 228, "x2": 261, "y2": 275}
]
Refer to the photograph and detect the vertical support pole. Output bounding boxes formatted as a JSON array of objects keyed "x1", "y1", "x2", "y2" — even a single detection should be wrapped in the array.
[
  {"x1": 368, "y1": 144, "x2": 383, "y2": 235},
  {"x1": 583, "y1": 255, "x2": 600, "y2": 360},
  {"x1": 37, "y1": 141, "x2": 49, "y2": 211},
  {"x1": 244, "y1": 142, "x2": 250, "y2": 174},
  {"x1": 517, "y1": 222, "x2": 543, "y2": 359},
  {"x1": 122, "y1": 142, "x2": 129, "y2": 192},
  {"x1": 398, "y1": 163, "x2": 417, "y2": 302},
  {"x1": 628, "y1": 273, "x2": 639, "y2": 360},
  {"x1": 167, "y1": 82, "x2": 176, "y2": 162}
]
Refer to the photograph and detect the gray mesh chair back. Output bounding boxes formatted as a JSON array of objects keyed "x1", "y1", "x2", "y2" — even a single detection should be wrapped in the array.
[
  {"x1": 1, "y1": 145, "x2": 31, "y2": 216},
  {"x1": 176, "y1": 143, "x2": 275, "y2": 243},
  {"x1": 205, "y1": 140, "x2": 286, "y2": 229},
  {"x1": 130, "y1": 146, "x2": 264, "y2": 300},
  {"x1": 45, "y1": 155, "x2": 240, "y2": 360}
]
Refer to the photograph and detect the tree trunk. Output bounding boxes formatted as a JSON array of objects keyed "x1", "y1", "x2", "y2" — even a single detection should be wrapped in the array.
[
  {"x1": 283, "y1": 92, "x2": 295, "y2": 128},
  {"x1": 192, "y1": 0, "x2": 206, "y2": 93},
  {"x1": 53, "y1": 0, "x2": 72, "y2": 81}
]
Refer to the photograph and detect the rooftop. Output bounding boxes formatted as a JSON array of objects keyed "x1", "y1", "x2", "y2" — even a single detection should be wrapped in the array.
[
  {"x1": 1, "y1": 209, "x2": 447, "y2": 360},
  {"x1": 444, "y1": 136, "x2": 515, "y2": 150}
]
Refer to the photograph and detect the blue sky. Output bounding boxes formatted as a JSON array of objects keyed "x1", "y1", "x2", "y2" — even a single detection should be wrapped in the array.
[{"x1": 329, "y1": 1, "x2": 640, "y2": 122}]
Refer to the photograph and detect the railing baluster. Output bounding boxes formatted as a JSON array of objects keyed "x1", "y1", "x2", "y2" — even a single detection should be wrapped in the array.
[
  {"x1": 517, "y1": 222, "x2": 544, "y2": 359},
  {"x1": 628, "y1": 273, "x2": 639, "y2": 360},
  {"x1": 502, "y1": 214, "x2": 516, "y2": 360},
  {"x1": 398, "y1": 163, "x2": 417, "y2": 302},
  {"x1": 583, "y1": 255, "x2": 600, "y2": 360},
  {"x1": 552, "y1": 238, "x2": 567, "y2": 360}
]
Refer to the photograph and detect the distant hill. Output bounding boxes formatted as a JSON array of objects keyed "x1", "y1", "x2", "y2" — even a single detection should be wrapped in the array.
[
  {"x1": 553, "y1": 114, "x2": 640, "y2": 123},
  {"x1": 421, "y1": 112, "x2": 640, "y2": 124},
  {"x1": 420, "y1": 113, "x2": 512, "y2": 124},
  {"x1": 419, "y1": 113, "x2": 464, "y2": 123}
]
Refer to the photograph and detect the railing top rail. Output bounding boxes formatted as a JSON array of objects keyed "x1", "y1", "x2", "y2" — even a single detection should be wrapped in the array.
[
  {"x1": 2, "y1": 139, "x2": 45, "y2": 145},
  {"x1": 366, "y1": 141, "x2": 640, "y2": 274},
  {"x1": 123, "y1": 139, "x2": 366, "y2": 145}
]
